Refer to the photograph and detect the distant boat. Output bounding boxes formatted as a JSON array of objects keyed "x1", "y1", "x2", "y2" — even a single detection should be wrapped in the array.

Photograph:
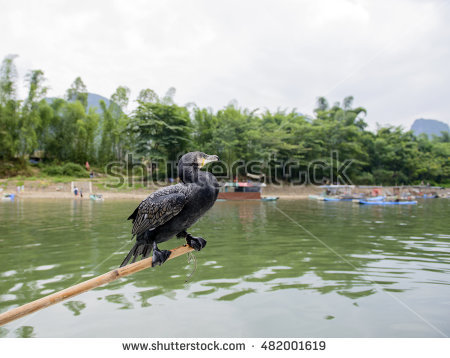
[
  {"x1": 324, "y1": 196, "x2": 361, "y2": 201},
  {"x1": 309, "y1": 194, "x2": 325, "y2": 201},
  {"x1": 311, "y1": 195, "x2": 355, "y2": 202},
  {"x1": 261, "y1": 196, "x2": 279, "y2": 201},
  {"x1": 1, "y1": 194, "x2": 15, "y2": 201},
  {"x1": 422, "y1": 194, "x2": 438, "y2": 199},
  {"x1": 89, "y1": 194, "x2": 104, "y2": 201},
  {"x1": 359, "y1": 200, "x2": 417, "y2": 205},
  {"x1": 364, "y1": 196, "x2": 385, "y2": 201},
  {"x1": 323, "y1": 197, "x2": 341, "y2": 202},
  {"x1": 317, "y1": 185, "x2": 361, "y2": 202},
  {"x1": 218, "y1": 182, "x2": 264, "y2": 200}
]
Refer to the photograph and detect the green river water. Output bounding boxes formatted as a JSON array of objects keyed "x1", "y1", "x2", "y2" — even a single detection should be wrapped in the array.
[{"x1": 0, "y1": 198, "x2": 449, "y2": 338}]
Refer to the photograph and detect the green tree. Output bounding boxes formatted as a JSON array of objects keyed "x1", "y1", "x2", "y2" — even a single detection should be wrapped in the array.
[
  {"x1": 0, "y1": 99, "x2": 20, "y2": 160},
  {"x1": 24, "y1": 70, "x2": 48, "y2": 106},
  {"x1": 74, "y1": 107, "x2": 99, "y2": 164},
  {"x1": 0, "y1": 54, "x2": 18, "y2": 105},
  {"x1": 98, "y1": 100, "x2": 115, "y2": 164},
  {"x1": 98, "y1": 86, "x2": 131, "y2": 164},
  {"x1": 17, "y1": 70, "x2": 50, "y2": 159},
  {"x1": 137, "y1": 88, "x2": 159, "y2": 104},
  {"x1": 130, "y1": 101, "x2": 192, "y2": 164},
  {"x1": 111, "y1": 86, "x2": 130, "y2": 111},
  {"x1": 66, "y1": 77, "x2": 88, "y2": 109},
  {"x1": 0, "y1": 55, "x2": 20, "y2": 160}
]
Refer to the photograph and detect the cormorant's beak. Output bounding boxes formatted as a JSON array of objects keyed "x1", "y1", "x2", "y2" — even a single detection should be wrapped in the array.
[{"x1": 200, "y1": 154, "x2": 219, "y2": 168}]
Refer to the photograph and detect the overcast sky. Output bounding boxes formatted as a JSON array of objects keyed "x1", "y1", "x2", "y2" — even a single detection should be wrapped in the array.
[{"x1": 1, "y1": 0, "x2": 449, "y2": 130}]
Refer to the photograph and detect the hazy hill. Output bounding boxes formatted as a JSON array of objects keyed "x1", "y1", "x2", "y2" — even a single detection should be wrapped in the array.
[
  {"x1": 86, "y1": 93, "x2": 111, "y2": 112},
  {"x1": 411, "y1": 118, "x2": 449, "y2": 138},
  {"x1": 46, "y1": 93, "x2": 111, "y2": 113}
]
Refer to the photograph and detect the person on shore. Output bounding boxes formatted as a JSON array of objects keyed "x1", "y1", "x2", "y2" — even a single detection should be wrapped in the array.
[{"x1": 74, "y1": 186, "x2": 79, "y2": 196}]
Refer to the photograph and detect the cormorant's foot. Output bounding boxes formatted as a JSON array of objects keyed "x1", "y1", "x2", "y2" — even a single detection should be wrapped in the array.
[
  {"x1": 186, "y1": 235, "x2": 207, "y2": 251},
  {"x1": 152, "y1": 249, "x2": 171, "y2": 267},
  {"x1": 176, "y1": 231, "x2": 188, "y2": 239}
]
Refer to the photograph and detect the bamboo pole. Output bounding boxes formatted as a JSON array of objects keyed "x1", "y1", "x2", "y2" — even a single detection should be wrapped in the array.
[{"x1": 0, "y1": 244, "x2": 194, "y2": 327}]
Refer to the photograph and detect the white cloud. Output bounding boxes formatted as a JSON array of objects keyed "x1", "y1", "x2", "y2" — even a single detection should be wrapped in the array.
[{"x1": 0, "y1": 0, "x2": 449, "y2": 129}]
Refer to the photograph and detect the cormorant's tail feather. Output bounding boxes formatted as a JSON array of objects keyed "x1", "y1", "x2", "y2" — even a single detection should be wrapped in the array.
[
  {"x1": 120, "y1": 240, "x2": 152, "y2": 267},
  {"x1": 127, "y1": 206, "x2": 139, "y2": 221}
]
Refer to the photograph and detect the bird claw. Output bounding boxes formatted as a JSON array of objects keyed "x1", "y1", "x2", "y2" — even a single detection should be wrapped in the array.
[
  {"x1": 186, "y1": 235, "x2": 207, "y2": 251},
  {"x1": 152, "y1": 249, "x2": 171, "y2": 267}
]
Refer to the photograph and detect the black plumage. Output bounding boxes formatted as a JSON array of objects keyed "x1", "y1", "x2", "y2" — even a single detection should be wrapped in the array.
[{"x1": 120, "y1": 152, "x2": 219, "y2": 267}]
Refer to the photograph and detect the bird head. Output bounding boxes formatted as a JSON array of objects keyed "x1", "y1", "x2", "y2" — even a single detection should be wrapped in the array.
[
  {"x1": 179, "y1": 152, "x2": 219, "y2": 169},
  {"x1": 178, "y1": 152, "x2": 219, "y2": 183}
]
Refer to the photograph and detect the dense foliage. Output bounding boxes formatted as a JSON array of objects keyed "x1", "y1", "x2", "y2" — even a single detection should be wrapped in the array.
[{"x1": 0, "y1": 55, "x2": 448, "y2": 185}]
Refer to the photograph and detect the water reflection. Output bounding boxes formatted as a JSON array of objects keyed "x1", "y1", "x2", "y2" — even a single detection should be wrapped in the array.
[
  {"x1": 64, "y1": 301, "x2": 86, "y2": 316},
  {"x1": 14, "y1": 326, "x2": 35, "y2": 338},
  {"x1": 0, "y1": 199, "x2": 449, "y2": 337}
]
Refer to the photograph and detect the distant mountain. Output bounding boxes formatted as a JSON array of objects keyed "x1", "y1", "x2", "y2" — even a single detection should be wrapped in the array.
[
  {"x1": 411, "y1": 118, "x2": 449, "y2": 138},
  {"x1": 46, "y1": 93, "x2": 112, "y2": 113},
  {"x1": 86, "y1": 93, "x2": 111, "y2": 112}
]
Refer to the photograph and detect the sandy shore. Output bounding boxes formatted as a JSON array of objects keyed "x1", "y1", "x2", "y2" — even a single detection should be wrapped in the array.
[
  {"x1": 1, "y1": 179, "x2": 446, "y2": 201},
  {"x1": 11, "y1": 191, "x2": 148, "y2": 200},
  {"x1": 7, "y1": 189, "x2": 319, "y2": 200},
  {"x1": 13, "y1": 193, "x2": 316, "y2": 200},
  {"x1": 2, "y1": 179, "x2": 323, "y2": 200}
]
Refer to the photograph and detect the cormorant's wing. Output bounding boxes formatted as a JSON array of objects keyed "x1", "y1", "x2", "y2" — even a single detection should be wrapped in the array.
[{"x1": 129, "y1": 184, "x2": 189, "y2": 236}]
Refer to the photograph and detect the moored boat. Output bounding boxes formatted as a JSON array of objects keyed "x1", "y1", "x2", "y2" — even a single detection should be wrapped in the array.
[
  {"x1": 218, "y1": 182, "x2": 263, "y2": 200},
  {"x1": 323, "y1": 197, "x2": 341, "y2": 201},
  {"x1": 308, "y1": 194, "x2": 325, "y2": 201},
  {"x1": 359, "y1": 200, "x2": 417, "y2": 205},
  {"x1": 319, "y1": 185, "x2": 361, "y2": 202},
  {"x1": 364, "y1": 196, "x2": 385, "y2": 201},
  {"x1": 422, "y1": 194, "x2": 438, "y2": 199},
  {"x1": 261, "y1": 196, "x2": 279, "y2": 201},
  {"x1": 1, "y1": 194, "x2": 15, "y2": 201},
  {"x1": 90, "y1": 194, "x2": 104, "y2": 201}
]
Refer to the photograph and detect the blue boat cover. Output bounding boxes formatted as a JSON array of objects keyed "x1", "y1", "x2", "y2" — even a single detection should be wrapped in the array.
[{"x1": 359, "y1": 200, "x2": 417, "y2": 205}]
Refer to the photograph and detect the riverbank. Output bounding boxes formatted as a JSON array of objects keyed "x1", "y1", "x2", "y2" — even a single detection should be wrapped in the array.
[
  {"x1": 1, "y1": 183, "x2": 323, "y2": 200},
  {"x1": 0, "y1": 177, "x2": 326, "y2": 200},
  {"x1": 1, "y1": 178, "x2": 447, "y2": 200}
]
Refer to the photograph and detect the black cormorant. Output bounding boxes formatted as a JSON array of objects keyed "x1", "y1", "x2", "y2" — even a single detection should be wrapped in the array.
[{"x1": 120, "y1": 151, "x2": 219, "y2": 267}]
